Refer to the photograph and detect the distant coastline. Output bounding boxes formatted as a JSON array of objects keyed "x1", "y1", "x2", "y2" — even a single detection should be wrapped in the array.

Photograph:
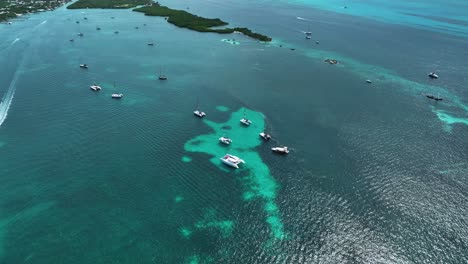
[
  {"x1": 67, "y1": 0, "x2": 272, "y2": 42},
  {"x1": 0, "y1": 0, "x2": 71, "y2": 22}
]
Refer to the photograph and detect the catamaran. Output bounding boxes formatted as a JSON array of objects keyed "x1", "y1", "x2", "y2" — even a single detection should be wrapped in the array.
[
  {"x1": 193, "y1": 97, "x2": 206, "y2": 118},
  {"x1": 158, "y1": 67, "x2": 167, "y2": 80},
  {"x1": 111, "y1": 81, "x2": 123, "y2": 98},
  {"x1": 219, "y1": 137, "x2": 232, "y2": 145},
  {"x1": 240, "y1": 110, "x2": 252, "y2": 126},
  {"x1": 220, "y1": 154, "x2": 245, "y2": 169},
  {"x1": 90, "y1": 83, "x2": 101, "y2": 91},
  {"x1": 259, "y1": 132, "x2": 271, "y2": 141},
  {"x1": 428, "y1": 72, "x2": 439, "y2": 79}
]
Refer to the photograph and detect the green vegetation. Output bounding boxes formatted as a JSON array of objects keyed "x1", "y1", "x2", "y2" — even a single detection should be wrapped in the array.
[
  {"x1": 67, "y1": 0, "x2": 146, "y2": 9},
  {"x1": 0, "y1": 0, "x2": 68, "y2": 22},
  {"x1": 133, "y1": 4, "x2": 272, "y2": 42}
]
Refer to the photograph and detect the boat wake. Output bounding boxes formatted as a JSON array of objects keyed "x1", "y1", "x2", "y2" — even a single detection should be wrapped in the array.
[
  {"x1": 10, "y1": 38, "x2": 20, "y2": 46},
  {"x1": 0, "y1": 70, "x2": 19, "y2": 128},
  {"x1": 296, "y1": 16, "x2": 309, "y2": 21}
]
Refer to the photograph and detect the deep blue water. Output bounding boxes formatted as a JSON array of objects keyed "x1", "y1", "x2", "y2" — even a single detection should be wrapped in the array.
[{"x1": 0, "y1": 0, "x2": 467, "y2": 263}]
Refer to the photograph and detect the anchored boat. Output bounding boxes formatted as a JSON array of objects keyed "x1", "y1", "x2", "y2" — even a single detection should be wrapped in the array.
[
  {"x1": 272, "y1": 146, "x2": 289, "y2": 154},
  {"x1": 219, "y1": 137, "x2": 232, "y2": 145},
  {"x1": 220, "y1": 154, "x2": 245, "y2": 169}
]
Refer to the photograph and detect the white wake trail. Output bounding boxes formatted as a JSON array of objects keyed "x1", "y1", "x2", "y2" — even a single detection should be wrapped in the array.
[{"x1": 0, "y1": 69, "x2": 20, "y2": 127}]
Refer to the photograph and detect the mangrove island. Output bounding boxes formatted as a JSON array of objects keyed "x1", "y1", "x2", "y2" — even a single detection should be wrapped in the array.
[{"x1": 66, "y1": 0, "x2": 272, "y2": 42}]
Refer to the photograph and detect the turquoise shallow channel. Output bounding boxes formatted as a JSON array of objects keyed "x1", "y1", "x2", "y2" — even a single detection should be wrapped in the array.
[{"x1": 184, "y1": 107, "x2": 285, "y2": 240}]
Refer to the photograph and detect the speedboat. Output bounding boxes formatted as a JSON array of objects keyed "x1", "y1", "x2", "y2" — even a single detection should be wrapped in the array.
[
  {"x1": 79, "y1": 64, "x2": 88, "y2": 69},
  {"x1": 428, "y1": 72, "x2": 439, "y2": 79},
  {"x1": 193, "y1": 110, "x2": 206, "y2": 118},
  {"x1": 220, "y1": 154, "x2": 245, "y2": 169},
  {"x1": 240, "y1": 118, "x2": 252, "y2": 126},
  {"x1": 111, "y1": 93, "x2": 123, "y2": 99},
  {"x1": 90, "y1": 84, "x2": 101, "y2": 91},
  {"x1": 259, "y1": 132, "x2": 271, "y2": 141},
  {"x1": 272, "y1": 146, "x2": 289, "y2": 154},
  {"x1": 219, "y1": 137, "x2": 232, "y2": 145},
  {"x1": 158, "y1": 75, "x2": 167, "y2": 80},
  {"x1": 366, "y1": 79, "x2": 372, "y2": 84}
]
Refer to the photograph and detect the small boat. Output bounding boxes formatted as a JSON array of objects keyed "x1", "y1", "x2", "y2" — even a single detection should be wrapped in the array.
[
  {"x1": 240, "y1": 118, "x2": 252, "y2": 126},
  {"x1": 272, "y1": 146, "x2": 289, "y2": 154},
  {"x1": 305, "y1": 25, "x2": 312, "y2": 36},
  {"x1": 90, "y1": 84, "x2": 101, "y2": 91},
  {"x1": 240, "y1": 110, "x2": 252, "y2": 126},
  {"x1": 143, "y1": 24, "x2": 147, "y2": 26},
  {"x1": 428, "y1": 72, "x2": 439, "y2": 79},
  {"x1": 316, "y1": 40, "x2": 320, "y2": 44},
  {"x1": 324, "y1": 58, "x2": 338, "y2": 65},
  {"x1": 259, "y1": 132, "x2": 271, "y2": 141},
  {"x1": 111, "y1": 93, "x2": 123, "y2": 99},
  {"x1": 306, "y1": 35, "x2": 311, "y2": 40},
  {"x1": 114, "y1": 30, "x2": 119, "y2": 34},
  {"x1": 78, "y1": 32, "x2": 84, "y2": 37},
  {"x1": 219, "y1": 137, "x2": 232, "y2": 145},
  {"x1": 366, "y1": 79, "x2": 372, "y2": 84},
  {"x1": 135, "y1": 26, "x2": 139, "y2": 29},
  {"x1": 96, "y1": 26, "x2": 101, "y2": 30},
  {"x1": 69, "y1": 38, "x2": 74, "y2": 42},
  {"x1": 193, "y1": 97, "x2": 206, "y2": 117},
  {"x1": 158, "y1": 67, "x2": 167, "y2": 80},
  {"x1": 84, "y1": 17, "x2": 88, "y2": 20},
  {"x1": 426, "y1": 93, "x2": 443, "y2": 101},
  {"x1": 220, "y1": 154, "x2": 245, "y2": 169},
  {"x1": 79, "y1": 64, "x2": 88, "y2": 69},
  {"x1": 76, "y1": 21, "x2": 80, "y2": 24},
  {"x1": 147, "y1": 41, "x2": 155, "y2": 46}
]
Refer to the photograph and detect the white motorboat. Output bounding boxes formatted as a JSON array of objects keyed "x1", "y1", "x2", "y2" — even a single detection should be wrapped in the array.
[
  {"x1": 366, "y1": 79, "x2": 372, "y2": 84},
  {"x1": 240, "y1": 118, "x2": 252, "y2": 126},
  {"x1": 79, "y1": 64, "x2": 88, "y2": 69},
  {"x1": 220, "y1": 154, "x2": 245, "y2": 169},
  {"x1": 219, "y1": 137, "x2": 232, "y2": 145},
  {"x1": 111, "y1": 93, "x2": 123, "y2": 99},
  {"x1": 272, "y1": 146, "x2": 289, "y2": 154},
  {"x1": 306, "y1": 35, "x2": 311, "y2": 40},
  {"x1": 259, "y1": 132, "x2": 271, "y2": 141},
  {"x1": 428, "y1": 72, "x2": 439, "y2": 79},
  {"x1": 193, "y1": 110, "x2": 206, "y2": 118},
  {"x1": 90, "y1": 84, "x2": 101, "y2": 91}
]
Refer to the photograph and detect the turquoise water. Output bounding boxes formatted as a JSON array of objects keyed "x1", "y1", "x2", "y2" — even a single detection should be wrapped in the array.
[{"x1": 0, "y1": 0, "x2": 467, "y2": 263}]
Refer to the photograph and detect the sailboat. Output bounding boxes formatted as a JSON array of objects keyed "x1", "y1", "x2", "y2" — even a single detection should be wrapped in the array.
[
  {"x1": 193, "y1": 97, "x2": 206, "y2": 118},
  {"x1": 240, "y1": 109, "x2": 252, "y2": 126},
  {"x1": 305, "y1": 25, "x2": 312, "y2": 36},
  {"x1": 111, "y1": 81, "x2": 123, "y2": 99},
  {"x1": 158, "y1": 67, "x2": 167, "y2": 80}
]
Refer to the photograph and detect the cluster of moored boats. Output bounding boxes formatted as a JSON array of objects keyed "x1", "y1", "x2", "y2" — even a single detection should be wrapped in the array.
[{"x1": 192, "y1": 107, "x2": 289, "y2": 169}]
